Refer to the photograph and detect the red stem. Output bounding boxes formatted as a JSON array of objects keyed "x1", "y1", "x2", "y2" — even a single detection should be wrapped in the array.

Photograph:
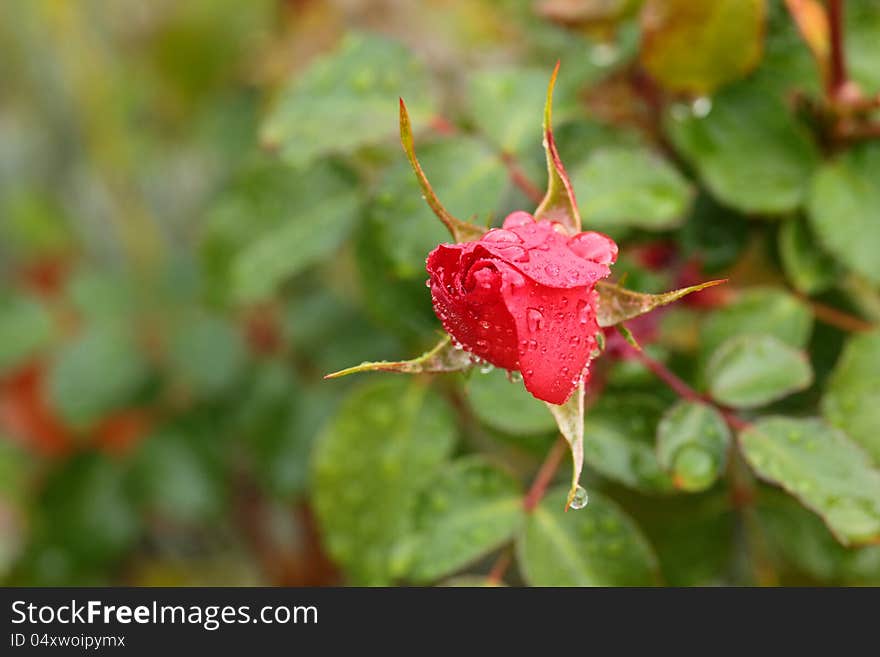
[
  {"x1": 523, "y1": 437, "x2": 568, "y2": 512},
  {"x1": 631, "y1": 348, "x2": 749, "y2": 432},
  {"x1": 501, "y1": 152, "x2": 544, "y2": 205},
  {"x1": 828, "y1": 0, "x2": 848, "y2": 98},
  {"x1": 807, "y1": 298, "x2": 875, "y2": 332},
  {"x1": 486, "y1": 548, "x2": 512, "y2": 586}
]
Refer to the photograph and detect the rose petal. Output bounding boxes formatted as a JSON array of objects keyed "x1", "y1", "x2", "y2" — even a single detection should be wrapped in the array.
[
  {"x1": 568, "y1": 231, "x2": 618, "y2": 265},
  {"x1": 478, "y1": 219, "x2": 610, "y2": 289},
  {"x1": 500, "y1": 277, "x2": 600, "y2": 404},
  {"x1": 426, "y1": 211, "x2": 616, "y2": 404},
  {"x1": 427, "y1": 246, "x2": 521, "y2": 370}
]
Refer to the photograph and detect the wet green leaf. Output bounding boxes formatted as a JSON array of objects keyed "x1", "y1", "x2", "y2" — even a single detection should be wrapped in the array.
[
  {"x1": 518, "y1": 486, "x2": 659, "y2": 586},
  {"x1": 657, "y1": 401, "x2": 731, "y2": 492},
  {"x1": 700, "y1": 287, "x2": 813, "y2": 359},
  {"x1": 403, "y1": 458, "x2": 524, "y2": 583},
  {"x1": 230, "y1": 164, "x2": 360, "y2": 303},
  {"x1": 261, "y1": 33, "x2": 434, "y2": 167},
  {"x1": 822, "y1": 330, "x2": 880, "y2": 464},
  {"x1": 312, "y1": 379, "x2": 457, "y2": 584},
  {"x1": 756, "y1": 489, "x2": 880, "y2": 584},
  {"x1": 571, "y1": 146, "x2": 694, "y2": 231},
  {"x1": 808, "y1": 142, "x2": 880, "y2": 285},
  {"x1": 583, "y1": 393, "x2": 674, "y2": 494},
  {"x1": 467, "y1": 367, "x2": 557, "y2": 437},
  {"x1": 706, "y1": 334, "x2": 812, "y2": 408},
  {"x1": 740, "y1": 417, "x2": 880, "y2": 546},
  {"x1": 666, "y1": 81, "x2": 820, "y2": 214},
  {"x1": 778, "y1": 216, "x2": 840, "y2": 295},
  {"x1": 367, "y1": 135, "x2": 506, "y2": 280},
  {"x1": 467, "y1": 67, "x2": 555, "y2": 156}
]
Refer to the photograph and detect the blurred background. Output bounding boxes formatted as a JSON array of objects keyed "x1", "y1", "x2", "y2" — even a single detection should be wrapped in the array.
[{"x1": 1, "y1": 0, "x2": 879, "y2": 586}]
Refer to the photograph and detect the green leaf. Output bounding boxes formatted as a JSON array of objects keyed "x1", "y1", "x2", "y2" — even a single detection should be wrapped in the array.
[
  {"x1": 260, "y1": 33, "x2": 434, "y2": 167},
  {"x1": 367, "y1": 135, "x2": 506, "y2": 281},
  {"x1": 534, "y1": 63, "x2": 581, "y2": 235},
  {"x1": 756, "y1": 489, "x2": 880, "y2": 584},
  {"x1": 311, "y1": 379, "x2": 457, "y2": 584},
  {"x1": 740, "y1": 417, "x2": 880, "y2": 545},
  {"x1": 640, "y1": 0, "x2": 766, "y2": 94},
  {"x1": 679, "y1": 193, "x2": 750, "y2": 272},
  {"x1": 846, "y1": 2, "x2": 880, "y2": 94},
  {"x1": 0, "y1": 441, "x2": 30, "y2": 579},
  {"x1": 467, "y1": 367, "x2": 558, "y2": 437},
  {"x1": 657, "y1": 401, "x2": 731, "y2": 492},
  {"x1": 778, "y1": 216, "x2": 840, "y2": 295},
  {"x1": 822, "y1": 330, "x2": 880, "y2": 464},
  {"x1": 700, "y1": 287, "x2": 813, "y2": 359},
  {"x1": 584, "y1": 393, "x2": 674, "y2": 494},
  {"x1": 595, "y1": 279, "x2": 726, "y2": 327},
  {"x1": 403, "y1": 458, "x2": 525, "y2": 583},
  {"x1": 398, "y1": 99, "x2": 485, "y2": 243},
  {"x1": 621, "y1": 490, "x2": 735, "y2": 586},
  {"x1": 327, "y1": 335, "x2": 473, "y2": 380},
  {"x1": 167, "y1": 313, "x2": 246, "y2": 399},
  {"x1": 570, "y1": 146, "x2": 693, "y2": 231},
  {"x1": 518, "y1": 486, "x2": 659, "y2": 586},
  {"x1": 236, "y1": 363, "x2": 333, "y2": 500},
  {"x1": 129, "y1": 428, "x2": 224, "y2": 523},
  {"x1": 467, "y1": 67, "x2": 554, "y2": 156},
  {"x1": 807, "y1": 142, "x2": 880, "y2": 285},
  {"x1": 546, "y1": 381, "x2": 586, "y2": 509},
  {"x1": 706, "y1": 334, "x2": 812, "y2": 409},
  {"x1": 0, "y1": 292, "x2": 53, "y2": 372},
  {"x1": 67, "y1": 270, "x2": 138, "y2": 321},
  {"x1": 203, "y1": 159, "x2": 360, "y2": 304},
  {"x1": 39, "y1": 454, "x2": 140, "y2": 564},
  {"x1": 47, "y1": 323, "x2": 149, "y2": 429},
  {"x1": 665, "y1": 81, "x2": 820, "y2": 214}
]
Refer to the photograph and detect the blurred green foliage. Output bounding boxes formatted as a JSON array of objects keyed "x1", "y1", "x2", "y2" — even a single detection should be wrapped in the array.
[{"x1": 1, "y1": 0, "x2": 879, "y2": 587}]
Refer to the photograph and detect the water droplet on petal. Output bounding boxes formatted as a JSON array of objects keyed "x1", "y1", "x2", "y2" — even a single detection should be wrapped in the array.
[
  {"x1": 569, "y1": 486, "x2": 589, "y2": 510},
  {"x1": 502, "y1": 211, "x2": 535, "y2": 229},
  {"x1": 527, "y1": 308, "x2": 544, "y2": 333},
  {"x1": 544, "y1": 263, "x2": 560, "y2": 278},
  {"x1": 568, "y1": 232, "x2": 618, "y2": 264},
  {"x1": 576, "y1": 299, "x2": 590, "y2": 325},
  {"x1": 483, "y1": 228, "x2": 522, "y2": 244}
]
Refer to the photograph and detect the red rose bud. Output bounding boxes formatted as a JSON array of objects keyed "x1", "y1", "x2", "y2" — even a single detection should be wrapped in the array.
[{"x1": 426, "y1": 211, "x2": 617, "y2": 404}]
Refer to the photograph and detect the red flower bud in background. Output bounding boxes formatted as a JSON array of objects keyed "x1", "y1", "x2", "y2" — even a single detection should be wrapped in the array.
[{"x1": 426, "y1": 211, "x2": 617, "y2": 404}]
